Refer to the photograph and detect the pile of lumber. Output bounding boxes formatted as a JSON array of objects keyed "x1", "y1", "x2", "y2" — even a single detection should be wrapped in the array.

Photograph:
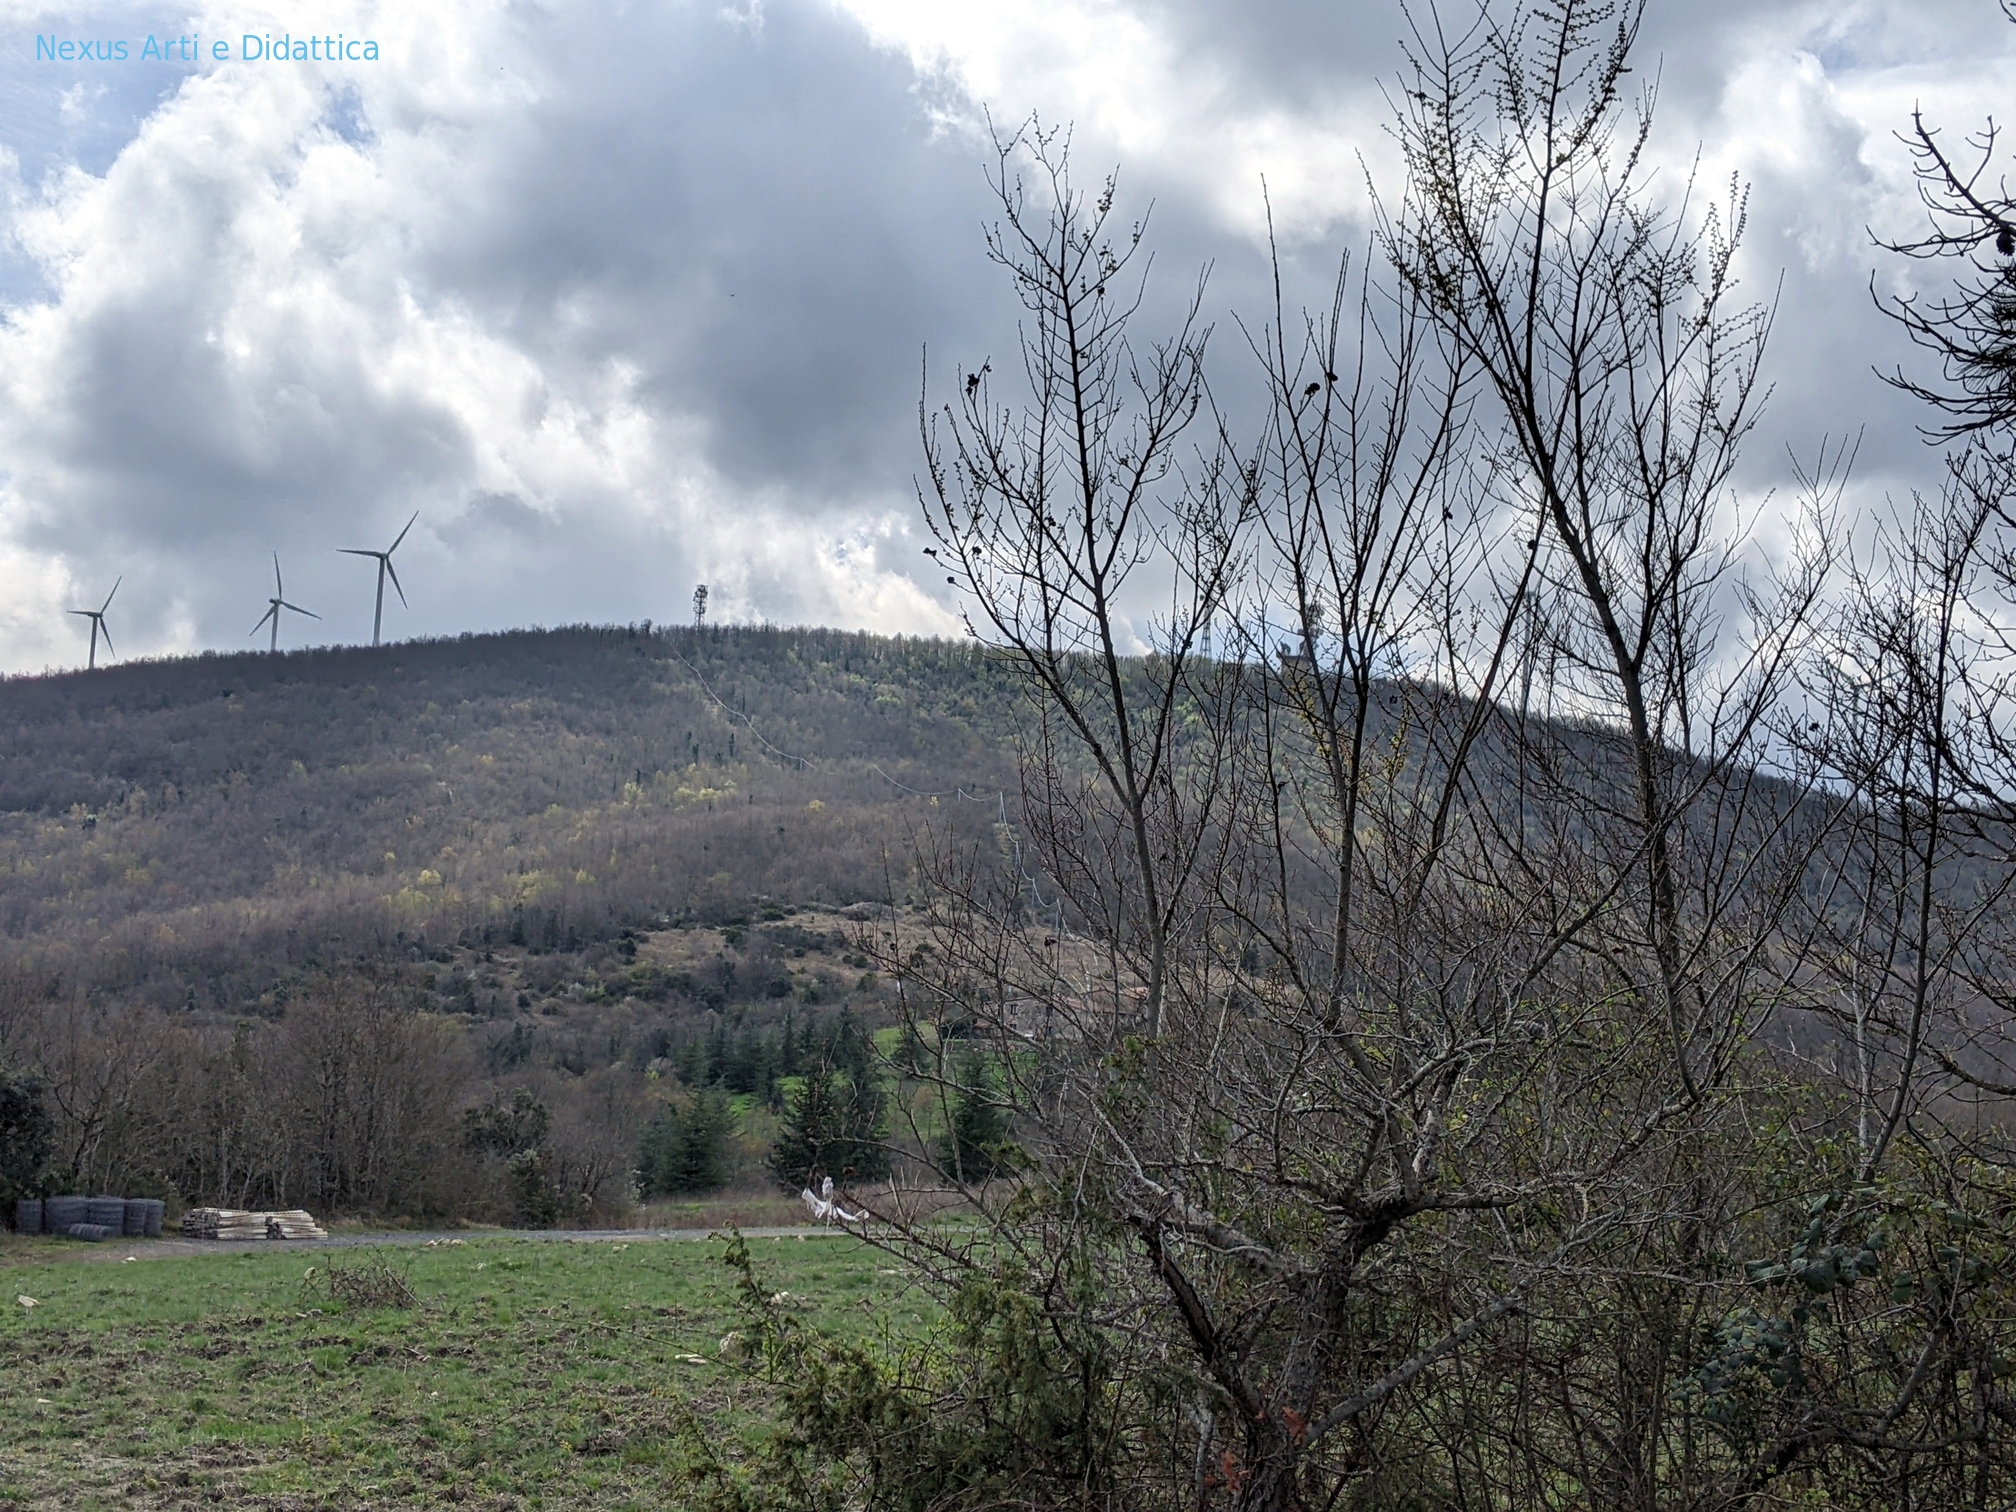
[{"x1": 178, "y1": 1208, "x2": 327, "y2": 1240}]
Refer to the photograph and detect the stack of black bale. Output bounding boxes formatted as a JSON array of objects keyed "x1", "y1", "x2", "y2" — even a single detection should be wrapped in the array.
[{"x1": 11, "y1": 1195, "x2": 165, "y2": 1241}]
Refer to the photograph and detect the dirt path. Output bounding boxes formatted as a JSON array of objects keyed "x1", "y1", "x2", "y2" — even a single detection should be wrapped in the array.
[{"x1": 7, "y1": 1224, "x2": 852, "y2": 1263}]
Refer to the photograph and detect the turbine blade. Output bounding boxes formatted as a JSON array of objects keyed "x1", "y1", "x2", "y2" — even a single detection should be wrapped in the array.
[
  {"x1": 339, "y1": 548, "x2": 380, "y2": 559},
  {"x1": 388, "y1": 510, "x2": 418, "y2": 553},
  {"x1": 272, "y1": 552, "x2": 283, "y2": 597},
  {"x1": 281, "y1": 601, "x2": 320, "y2": 619},
  {"x1": 69, "y1": 609, "x2": 91, "y2": 619},
  {"x1": 101, "y1": 576, "x2": 121, "y2": 613},
  {"x1": 251, "y1": 607, "x2": 275, "y2": 636},
  {"x1": 98, "y1": 624, "x2": 115, "y2": 657},
  {"x1": 384, "y1": 557, "x2": 407, "y2": 608}
]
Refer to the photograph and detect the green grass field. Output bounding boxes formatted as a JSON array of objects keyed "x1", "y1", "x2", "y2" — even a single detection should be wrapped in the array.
[{"x1": 0, "y1": 1231, "x2": 913, "y2": 1510}]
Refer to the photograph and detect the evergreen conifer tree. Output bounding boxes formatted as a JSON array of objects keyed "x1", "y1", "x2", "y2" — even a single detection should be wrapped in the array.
[
  {"x1": 0, "y1": 1067, "x2": 53, "y2": 1206},
  {"x1": 639, "y1": 1089, "x2": 735, "y2": 1196},
  {"x1": 767, "y1": 1041, "x2": 889, "y2": 1190},
  {"x1": 936, "y1": 1051, "x2": 1017, "y2": 1183}
]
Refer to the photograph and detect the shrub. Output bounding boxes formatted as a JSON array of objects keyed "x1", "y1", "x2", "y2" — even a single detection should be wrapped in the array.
[{"x1": 0, "y1": 1066, "x2": 53, "y2": 1205}]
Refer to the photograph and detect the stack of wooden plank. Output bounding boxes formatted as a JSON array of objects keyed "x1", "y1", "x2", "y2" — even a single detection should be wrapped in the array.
[{"x1": 179, "y1": 1208, "x2": 327, "y2": 1240}]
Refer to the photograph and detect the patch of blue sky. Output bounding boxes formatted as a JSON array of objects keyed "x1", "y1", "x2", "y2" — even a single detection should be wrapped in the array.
[
  {"x1": 0, "y1": 10, "x2": 202, "y2": 177},
  {"x1": 0, "y1": 9, "x2": 204, "y2": 302},
  {"x1": 322, "y1": 82, "x2": 368, "y2": 147}
]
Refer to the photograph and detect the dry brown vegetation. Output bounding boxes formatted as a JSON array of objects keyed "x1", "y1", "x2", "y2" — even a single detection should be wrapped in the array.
[
  {"x1": 0, "y1": 624, "x2": 1017, "y2": 1012},
  {"x1": 1, "y1": 903, "x2": 912, "y2": 1224},
  {"x1": 0, "y1": 625, "x2": 1029, "y2": 1223}
]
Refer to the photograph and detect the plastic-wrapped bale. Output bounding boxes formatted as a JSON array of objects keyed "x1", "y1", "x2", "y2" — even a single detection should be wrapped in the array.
[
  {"x1": 43, "y1": 1196, "x2": 88, "y2": 1232},
  {"x1": 66, "y1": 1223, "x2": 114, "y2": 1242},
  {"x1": 12, "y1": 1198, "x2": 41, "y2": 1234},
  {"x1": 88, "y1": 1196, "x2": 125, "y2": 1229},
  {"x1": 121, "y1": 1200, "x2": 148, "y2": 1237},
  {"x1": 140, "y1": 1199, "x2": 164, "y2": 1237}
]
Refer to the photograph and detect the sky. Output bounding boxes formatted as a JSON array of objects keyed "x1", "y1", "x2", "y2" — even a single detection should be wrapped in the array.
[{"x1": 0, "y1": 0, "x2": 2009, "y2": 674}]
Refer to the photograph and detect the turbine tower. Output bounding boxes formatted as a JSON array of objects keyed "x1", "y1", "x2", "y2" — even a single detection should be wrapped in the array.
[
  {"x1": 340, "y1": 511, "x2": 417, "y2": 647},
  {"x1": 251, "y1": 554, "x2": 319, "y2": 653},
  {"x1": 68, "y1": 577, "x2": 120, "y2": 671}
]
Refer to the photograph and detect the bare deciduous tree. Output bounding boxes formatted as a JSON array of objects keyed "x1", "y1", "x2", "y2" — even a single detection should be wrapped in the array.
[
  {"x1": 1873, "y1": 1, "x2": 2016, "y2": 438},
  {"x1": 710, "y1": 8, "x2": 1938, "y2": 1511}
]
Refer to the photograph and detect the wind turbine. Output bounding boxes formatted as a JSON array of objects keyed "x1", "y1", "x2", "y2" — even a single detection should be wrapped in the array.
[
  {"x1": 340, "y1": 511, "x2": 417, "y2": 647},
  {"x1": 251, "y1": 554, "x2": 319, "y2": 653},
  {"x1": 68, "y1": 577, "x2": 119, "y2": 670}
]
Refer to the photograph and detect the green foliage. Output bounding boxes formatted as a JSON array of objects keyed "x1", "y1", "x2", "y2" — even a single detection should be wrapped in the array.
[
  {"x1": 1686, "y1": 1308, "x2": 1803, "y2": 1438},
  {"x1": 677, "y1": 1233, "x2": 1143, "y2": 1512},
  {"x1": 641, "y1": 1089, "x2": 736, "y2": 1196},
  {"x1": 768, "y1": 1010, "x2": 889, "y2": 1188},
  {"x1": 1740, "y1": 1191, "x2": 1886, "y2": 1297},
  {"x1": 1678, "y1": 1165, "x2": 2016, "y2": 1485},
  {"x1": 677, "y1": 1003, "x2": 835, "y2": 1108},
  {"x1": 767, "y1": 1066, "x2": 887, "y2": 1189},
  {"x1": 934, "y1": 1052, "x2": 1017, "y2": 1184},
  {"x1": 504, "y1": 1149, "x2": 563, "y2": 1228},
  {"x1": 0, "y1": 1065, "x2": 53, "y2": 1205},
  {"x1": 461, "y1": 1086, "x2": 551, "y2": 1157},
  {"x1": 464, "y1": 1087, "x2": 563, "y2": 1227}
]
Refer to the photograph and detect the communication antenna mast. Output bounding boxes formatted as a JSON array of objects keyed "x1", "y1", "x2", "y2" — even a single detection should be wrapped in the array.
[{"x1": 692, "y1": 583, "x2": 708, "y2": 628}]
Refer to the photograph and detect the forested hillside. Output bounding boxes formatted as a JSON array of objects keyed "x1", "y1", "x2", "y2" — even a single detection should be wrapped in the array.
[
  {"x1": 0, "y1": 625, "x2": 1034, "y2": 1224},
  {"x1": 0, "y1": 624, "x2": 1020, "y2": 1008}
]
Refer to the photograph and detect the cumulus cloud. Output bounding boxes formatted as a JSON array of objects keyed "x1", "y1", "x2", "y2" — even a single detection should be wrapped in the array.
[
  {"x1": 0, "y1": 0, "x2": 987, "y2": 666},
  {"x1": 0, "y1": 0, "x2": 2008, "y2": 671}
]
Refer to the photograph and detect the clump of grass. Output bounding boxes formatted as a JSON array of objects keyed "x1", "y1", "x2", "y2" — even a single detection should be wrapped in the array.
[{"x1": 305, "y1": 1255, "x2": 420, "y2": 1310}]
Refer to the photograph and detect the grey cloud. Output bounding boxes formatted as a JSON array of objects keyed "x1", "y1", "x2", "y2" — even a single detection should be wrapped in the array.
[
  {"x1": 1113, "y1": 0, "x2": 2013, "y2": 493},
  {"x1": 446, "y1": 491, "x2": 551, "y2": 543},
  {"x1": 0, "y1": 0, "x2": 2010, "y2": 673},
  {"x1": 0, "y1": 0, "x2": 1005, "y2": 662},
  {"x1": 409, "y1": 0, "x2": 1009, "y2": 493}
]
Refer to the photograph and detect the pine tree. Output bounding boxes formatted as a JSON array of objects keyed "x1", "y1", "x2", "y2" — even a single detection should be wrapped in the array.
[
  {"x1": 829, "y1": 1009, "x2": 891, "y2": 1180},
  {"x1": 778, "y1": 1008, "x2": 798, "y2": 1074},
  {"x1": 767, "y1": 1057, "x2": 889, "y2": 1190},
  {"x1": 463, "y1": 1088, "x2": 561, "y2": 1227},
  {"x1": 936, "y1": 1051, "x2": 1017, "y2": 1184},
  {"x1": 0, "y1": 1067, "x2": 53, "y2": 1206},
  {"x1": 675, "y1": 1033, "x2": 705, "y2": 1087},
  {"x1": 639, "y1": 1089, "x2": 735, "y2": 1196},
  {"x1": 703, "y1": 1015, "x2": 730, "y2": 1085},
  {"x1": 891, "y1": 1021, "x2": 931, "y2": 1077}
]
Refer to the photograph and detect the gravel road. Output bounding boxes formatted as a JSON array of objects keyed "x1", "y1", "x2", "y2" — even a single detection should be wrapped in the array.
[{"x1": 18, "y1": 1225, "x2": 851, "y2": 1262}]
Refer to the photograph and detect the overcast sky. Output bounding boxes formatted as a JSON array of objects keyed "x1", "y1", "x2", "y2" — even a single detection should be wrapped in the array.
[{"x1": 0, "y1": 0, "x2": 2008, "y2": 674}]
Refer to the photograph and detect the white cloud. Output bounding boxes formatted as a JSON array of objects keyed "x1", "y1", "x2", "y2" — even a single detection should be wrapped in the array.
[
  {"x1": 0, "y1": 0, "x2": 2011, "y2": 672},
  {"x1": 831, "y1": 0, "x2": 1396, "y2": 245},
  {"x1": 0, "y1": 0, "x2": 979, "y2": 667}
]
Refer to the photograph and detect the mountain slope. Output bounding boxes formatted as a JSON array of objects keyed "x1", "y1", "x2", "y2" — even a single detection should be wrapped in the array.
[{"x1": 0, "y1": 624, "x2": 1022, "y2": 1008}]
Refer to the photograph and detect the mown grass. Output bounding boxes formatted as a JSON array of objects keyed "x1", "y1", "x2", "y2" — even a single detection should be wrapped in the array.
[{"x1": 0, "y1": 1231, "x2": 918, "y2": 1510}]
